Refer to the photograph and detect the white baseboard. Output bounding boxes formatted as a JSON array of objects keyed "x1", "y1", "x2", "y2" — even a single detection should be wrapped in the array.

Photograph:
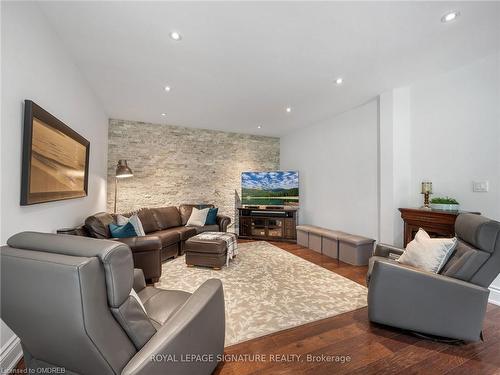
[
  {"x1": 489, "y1": 286, "x2": 500, "y2": 306},
  {"x1": 0, "y1": 335, "x2": 22, "y2": 372}
]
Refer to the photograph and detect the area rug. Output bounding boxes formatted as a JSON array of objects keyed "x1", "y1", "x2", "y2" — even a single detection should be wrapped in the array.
[{"x1": 156, "y1": 241, "x2": 367, "y2": 346}]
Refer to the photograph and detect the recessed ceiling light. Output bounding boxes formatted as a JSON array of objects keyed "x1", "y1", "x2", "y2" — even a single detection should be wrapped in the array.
[
  {"x1": 286, "y1": 107, "x2": 292, "y2": 113},
  {"x1": 441, "y1": 11, "x2": 460, "y2": 23},
  {"x1": 257, "y1": 125, "x2": 262, "y2": 129},
  {"x1": 335, "y1": 77, "x2": 343, "y2": 85},
  {"x1": 161, "y1": 113, "x2": 167, "y2": 117},
  {"x1": 170, "y1": 31, "x2": 182, "y2": 41},
  {"x1": 164, "y1": 86, "x2": 171, "y2": 92}
]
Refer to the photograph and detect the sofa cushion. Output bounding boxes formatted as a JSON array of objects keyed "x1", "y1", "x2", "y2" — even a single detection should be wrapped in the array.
[
  {"x1": 151, "y1": 207, "x2": 182, "y2": 229},
  {"x1": 85, "y1": 212, "x2": 115, "y2": 239},
  {"x1": 439, "y1": 239, "x2": 490, "y2": 281},
  {"x1": 153, "y1": 230, "x2": 180, "y2": 247},
  {"x1": 137, "y1": 209, "x2": 161, "y2": 233},
  {"x1": 179, "y1": 204, "x2": 214, "y2": 225},
  {"x1": 153, "y1": 227, "x2": 196, "y2": 241},
  {"x1": 138, "y1": 287, "x2": 191, "y2": 326},
  {"x1": 195, "y1": 224, "x2": 220, "y2": 234},
  {"x1": 173, "y1": 227, "x2": 198, "y2": 241}
]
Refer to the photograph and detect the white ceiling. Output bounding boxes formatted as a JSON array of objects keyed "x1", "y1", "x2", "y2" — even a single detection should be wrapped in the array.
[{"x1": 38, "y1": 1, "x2": 500, "y2": 136}]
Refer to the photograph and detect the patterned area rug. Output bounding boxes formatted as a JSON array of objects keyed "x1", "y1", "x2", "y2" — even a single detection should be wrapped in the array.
[{"x1": 156, "y1": 241, "x2": 367, "y2": 346}]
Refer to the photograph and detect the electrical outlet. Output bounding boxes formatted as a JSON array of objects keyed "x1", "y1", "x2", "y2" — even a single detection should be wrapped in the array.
[{"x1": 472, "y1": 181, "x2": 489, "y2": 192}]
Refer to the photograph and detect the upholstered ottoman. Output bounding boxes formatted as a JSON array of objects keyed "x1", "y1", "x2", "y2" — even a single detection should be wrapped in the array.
[{"x1": 184, "y1": 232, "x2": 237, "y2": 269}]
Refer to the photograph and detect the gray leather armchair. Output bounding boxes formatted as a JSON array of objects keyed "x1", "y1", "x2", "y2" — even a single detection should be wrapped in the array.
[
  {"x1": 0, "y1": 232, "x2": 225, "y2": 375},
  {"x1": 367, "y1": 213, "x2": 500, "y2": 341}
]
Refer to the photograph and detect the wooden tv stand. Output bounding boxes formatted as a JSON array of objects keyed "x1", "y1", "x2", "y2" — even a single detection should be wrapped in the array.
[{"x1": 238, "y1": 207, "x2": 298, "y2": 242}]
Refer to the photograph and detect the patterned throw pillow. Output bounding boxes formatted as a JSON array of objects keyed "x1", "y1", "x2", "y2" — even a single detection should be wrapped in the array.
[
  {"x1": 398, "y1": 228, "x2": 457, "y2": 273},
  {"x1": 109, "y1": 222, "x2": 137, "y2": 238},
  {"x1": 205, "y1": 207, "x2": 219, "y2": 225},
  {"x1": 186, "y1": 207, "x2": 210, "y2": 227},
  {"x1": 116, "y1": 213, "x2": 146, "y2": 236}
]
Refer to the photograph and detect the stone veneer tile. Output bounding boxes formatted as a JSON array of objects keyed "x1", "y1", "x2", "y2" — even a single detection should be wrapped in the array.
[{"x1": 107, "y1": 119, "x2": 280, "y2": 225}]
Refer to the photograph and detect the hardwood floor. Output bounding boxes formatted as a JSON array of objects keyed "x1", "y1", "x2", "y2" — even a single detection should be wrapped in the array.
[
  {"x1": 14, "y1": 241, "x2": 500, "y2": 374},
  {"x1": 213, "y1": 241, "x2": 500, "y2": 375}
]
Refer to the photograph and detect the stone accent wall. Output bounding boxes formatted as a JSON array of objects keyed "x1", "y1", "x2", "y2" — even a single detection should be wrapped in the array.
[{"x1": 107, "y1": 119, "x2": 280, "y2": 226}]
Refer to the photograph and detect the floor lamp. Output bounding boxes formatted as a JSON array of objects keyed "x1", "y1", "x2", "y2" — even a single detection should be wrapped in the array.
[{"x1": 114, "y1": 159, "x2": 133, "y2": 213}]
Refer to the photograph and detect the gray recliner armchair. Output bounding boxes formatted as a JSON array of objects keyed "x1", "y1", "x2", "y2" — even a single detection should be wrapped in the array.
[
  {"x1": 0, "y1": 232, "x2": 225, "y2": 375},
  {"x1": 367, "y1": 213, "x2": 500, "y2": 341}
]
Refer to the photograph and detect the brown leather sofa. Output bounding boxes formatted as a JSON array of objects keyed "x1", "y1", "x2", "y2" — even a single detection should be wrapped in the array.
[{"x1": 81, "y1": 204, "x2": 231, "y2": 283}]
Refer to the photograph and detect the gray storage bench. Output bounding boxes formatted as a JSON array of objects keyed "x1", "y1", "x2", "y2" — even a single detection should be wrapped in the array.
[{"x1": 296, "y1": 225, "x2": 375, "y2": 266}]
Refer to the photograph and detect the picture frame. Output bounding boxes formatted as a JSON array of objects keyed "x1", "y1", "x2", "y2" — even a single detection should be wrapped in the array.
[{"x1": 20, "y1": 100, "x2": 90, "y2": 205}]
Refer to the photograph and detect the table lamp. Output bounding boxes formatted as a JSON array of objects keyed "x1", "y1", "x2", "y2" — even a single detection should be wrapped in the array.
[{"x1": 421, "y1": 181, "x2": 432, "y2": 209}]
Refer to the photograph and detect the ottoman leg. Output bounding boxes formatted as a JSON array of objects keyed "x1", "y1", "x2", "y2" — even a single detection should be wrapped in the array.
[
  {"x1": 213, "y1": 267, "x2": 222, "y2": 270},
  {"x1": 187, "y1": 264, "x2": 194, "y2": 268}
]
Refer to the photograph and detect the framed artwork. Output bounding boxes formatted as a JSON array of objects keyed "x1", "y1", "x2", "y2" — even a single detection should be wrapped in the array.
[{"x1": 20, "y1": 100, "x2": 90, "y2": 205}]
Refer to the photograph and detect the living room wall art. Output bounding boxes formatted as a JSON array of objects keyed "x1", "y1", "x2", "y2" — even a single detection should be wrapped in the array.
[{"x1": 20, "y1": 100, "x2": 90, "y2": 205}]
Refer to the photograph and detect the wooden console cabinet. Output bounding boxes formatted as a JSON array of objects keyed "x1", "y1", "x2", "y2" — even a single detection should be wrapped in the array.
[
  {"x1": 399, "y1": 208, "x2": 480, "y2": 247},
  {"x1": 238, "y1": 207, "x2": 298, "y2": 242}
]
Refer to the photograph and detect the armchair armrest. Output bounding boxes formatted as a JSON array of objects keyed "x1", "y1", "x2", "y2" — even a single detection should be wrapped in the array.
[
  {"x1": 368, "y1": 259, "x2": 490, "y2": 341},
  {"x1": 373, "y1": 243, "x2": 404, "y2": 258},
  {"x1": 122, "y1": 279, "x2": 225, "y2": 375},
  {"x1": 133, "y1": 269, "x2": 146, "y2": 292},
  {"x1": 216, "y1": 215, "x2": 231, "y2": 232}
]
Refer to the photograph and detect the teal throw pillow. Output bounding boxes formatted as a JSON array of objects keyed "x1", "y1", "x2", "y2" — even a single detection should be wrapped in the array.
[
  {"x1": 205, "y1": 207, "x2": 219, "y2": 225},
  {"x1": 109, "y1": 222, "x2": 137, "y2": 238}
]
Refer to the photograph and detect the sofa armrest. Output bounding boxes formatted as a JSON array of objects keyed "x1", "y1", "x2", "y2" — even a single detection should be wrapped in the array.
[
  {"x1": 113, "y1": 236, "x2": 162, "y2": 253},
  {"x1": 133, "y1": 269, "x2": 147, "y2": 292},
  {"x1": 122, "y1": 279, "x2": 225, "y2": 375},
  {"x1": 114, "y1": 236, "x2": 162, "y2": 282},
  {"x1": 74, "y1": 225, "x2": 90, "y2": 237},
  {"x1": 373, "y1": 243, "x2": 404, "y2": 258},
  {"x1": 368, "y1": 259, "x2": 490, "y2": 341},
  {"x1": 216, "y1": 215, "x2": 231, "y2": 232}
]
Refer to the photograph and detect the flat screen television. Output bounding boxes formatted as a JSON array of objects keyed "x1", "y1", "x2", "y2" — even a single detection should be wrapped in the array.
[{"x1": 241, "y1": 171, "x2": 299, "y2": 207}]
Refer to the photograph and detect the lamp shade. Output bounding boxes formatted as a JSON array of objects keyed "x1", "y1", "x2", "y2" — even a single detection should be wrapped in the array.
[{"x1": 115, "y1": 160, "x2": 133, "y2": 178}]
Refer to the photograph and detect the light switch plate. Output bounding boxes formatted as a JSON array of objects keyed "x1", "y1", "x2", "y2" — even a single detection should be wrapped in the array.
[{"x1": 473, "y1": 181, "x2": 489, "y2": 192}]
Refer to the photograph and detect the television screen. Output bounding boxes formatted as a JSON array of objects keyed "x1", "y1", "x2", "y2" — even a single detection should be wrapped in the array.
[{"x1": 241, "y1": 171, "x2": 299, "y2": 207}]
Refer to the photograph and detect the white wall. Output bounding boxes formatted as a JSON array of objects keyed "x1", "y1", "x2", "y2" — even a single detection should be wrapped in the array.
[
  {"x1": 280, "y1": 100, "x2": 379, "y2": 240},
  {"x1": 379, "y1": 89, "x2": 412, "y2": 247},
  {"x1": 1, "y1": 2, "x2": 108, "y2": 370},
  {"x1": 409, "y1": 53, "x2": 500, "y2": 218},
  {"x1": 408, "y1": 53, "x2": 500, "y2": 304}
]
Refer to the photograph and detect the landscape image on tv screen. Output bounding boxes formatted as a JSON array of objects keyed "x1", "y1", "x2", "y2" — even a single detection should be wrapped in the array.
[{"x1": 241, "y1": 171, "x2": 299, "y2": 206}]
